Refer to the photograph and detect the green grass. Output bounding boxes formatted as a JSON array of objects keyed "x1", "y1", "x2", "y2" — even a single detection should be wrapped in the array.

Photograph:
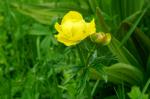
[{"x1": 0, "y1": 0, "x2": 150, "y2": 99}]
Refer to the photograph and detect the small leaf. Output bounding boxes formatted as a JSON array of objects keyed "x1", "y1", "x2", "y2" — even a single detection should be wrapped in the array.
[{"x1": 128, "y1": 86, "x2": 148, "y2": 99}]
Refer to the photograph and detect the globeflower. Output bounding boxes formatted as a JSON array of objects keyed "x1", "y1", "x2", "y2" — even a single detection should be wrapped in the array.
[{"x1": 54, "y1": 11, "x2": 96, "y2": 46}]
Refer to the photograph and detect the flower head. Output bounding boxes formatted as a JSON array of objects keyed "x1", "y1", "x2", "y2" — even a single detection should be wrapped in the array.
[{"x1": 54, "y1": 11, "x2": 96, "y2": 46}]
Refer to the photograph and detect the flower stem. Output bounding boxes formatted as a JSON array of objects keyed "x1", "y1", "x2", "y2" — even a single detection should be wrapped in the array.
[
  {"x1": 76, "y1": 45, "x2": 85, "y2": 65},
  {"x1": 85, "y1": 44, "x2": 97, "y2": 67},
  {"x1": 141, "y1": 78, "x2": 150, "y2": 96},
  {"x1": 91, "y1": 79, "x2": 100, "y2": 96}
]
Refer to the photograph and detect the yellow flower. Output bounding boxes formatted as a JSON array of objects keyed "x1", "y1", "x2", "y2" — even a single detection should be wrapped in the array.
[{"x1": 54, "y1": 11, "x2": 96, "y2": 46}]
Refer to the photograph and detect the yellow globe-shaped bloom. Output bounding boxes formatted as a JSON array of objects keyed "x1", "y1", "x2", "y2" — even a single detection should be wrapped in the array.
[{"x1": 54, "y1": 11, "x2": 96, "y2": 46}]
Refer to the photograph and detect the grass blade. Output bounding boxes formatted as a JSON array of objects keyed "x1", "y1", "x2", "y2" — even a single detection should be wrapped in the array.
[{"x1": 120, "y1": 6, "x2": 149, "y2": 46}]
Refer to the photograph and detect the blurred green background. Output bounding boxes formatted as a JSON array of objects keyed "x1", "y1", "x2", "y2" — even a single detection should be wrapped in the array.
[{"x1": 0, "y1": 0, "x2": 150, "y2": 99}]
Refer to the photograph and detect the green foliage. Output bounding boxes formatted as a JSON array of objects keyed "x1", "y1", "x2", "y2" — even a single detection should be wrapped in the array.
[{"x1": 0, "y1": 0, "x2": 150, "y2": 98}]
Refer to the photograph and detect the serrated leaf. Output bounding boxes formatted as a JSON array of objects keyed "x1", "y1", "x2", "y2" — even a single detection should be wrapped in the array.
[{"x1": 128, "y1": 86, "x2": 148, "y2": 99}]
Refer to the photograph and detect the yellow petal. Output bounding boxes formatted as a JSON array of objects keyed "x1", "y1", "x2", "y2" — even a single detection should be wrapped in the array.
[
  {"x1": 71, "y1": 20, "x2": 87, "y2": 40},
  {"x1": 55, "y1": 22, "x2": 62, "y2": 33},
  {"x1": 61, "y1": 11, "x2": 83, "y2": 24},
  {"x1": 55, "y1": 34, "x2": 78, "y2": 46},
  {"x1": 61, "y1": 21, "x2": 73, "y2": 37},
  {"x1": 86, "y1": 19, "x2": 96, "y2": 35}
]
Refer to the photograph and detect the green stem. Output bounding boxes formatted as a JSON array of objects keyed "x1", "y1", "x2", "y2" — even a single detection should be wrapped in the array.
[
  {"x1": 36, "y1": 36, "x2": 41, "y2": 60},
  {"x1": 142, "y1": 78, "x2": 150, "y2": 95},
  {"x1": 139, "y1": 78, "x2": 150, "y2": 99},
  {"x1": 91, "y1": 79, "x2": 100, "y2": 96},
  {"x1": 4, "y1": 0, "x2": 12, "y2": 98},
  {"x1": 8, "y1": 74, "x2": 12, "y2": 99},
  {"x1": 76, "y1": 45, "x2": 85, "y2": 65},
  {"x1": 85, "y1": 44, "x2": 97, "y2": 67}
]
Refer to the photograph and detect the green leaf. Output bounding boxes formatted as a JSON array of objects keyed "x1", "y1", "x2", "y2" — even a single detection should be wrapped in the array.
[
  {"x1": 88, "y1": 0, "x2": 98, "y2": 13},
  {"x1": 128, "y1": 86, "x2": 148, "y2": 99},
  {"x1": 108, "y1": 37, "x2": 142, "y2": 69},
  {"x1": 11, "y1": 3, "x2": 67, "y2": 25},
  {"x1": 120, "y1": 6, "x2": 149, "y2": 46},
  {"x1": 11, "y1": 2, "x2": 90, "y2": 25},
  {"x1": 29, "y1": 24, "x2": 50, "y2": 35},
  {"x1": 103, "y1": 63, "x2": 143, "y2": 85},
  {"x1": 147, "y1": 56, "x2": 150, "y2": 76},
  {"x1": 96, "y1": 7, "x2": 110, "y2": 32}
]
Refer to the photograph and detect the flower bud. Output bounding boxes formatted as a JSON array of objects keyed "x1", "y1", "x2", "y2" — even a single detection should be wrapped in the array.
[{"x1": 91, "y1": 32, "x2": 111, "y2": 45}]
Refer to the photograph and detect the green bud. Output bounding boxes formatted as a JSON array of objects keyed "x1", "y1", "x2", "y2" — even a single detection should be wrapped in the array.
[{"x1": 90, "y1": 32, "x2": 111, "y2": 45}]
